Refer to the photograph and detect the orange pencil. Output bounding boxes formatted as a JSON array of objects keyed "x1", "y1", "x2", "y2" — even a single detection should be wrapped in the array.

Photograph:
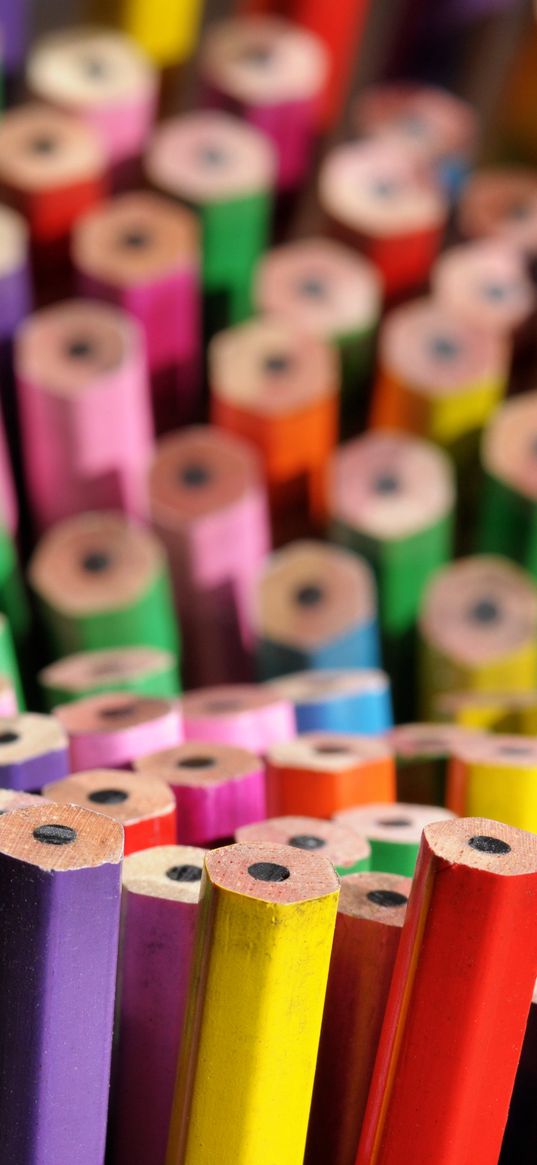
[{"x1": 266, "y1": 732, "x2": 395, "y2": 817}]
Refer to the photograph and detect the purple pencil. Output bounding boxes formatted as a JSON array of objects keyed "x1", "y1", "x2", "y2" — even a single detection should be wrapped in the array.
[
  {"x1": 0, "y1": 803, "x2": 123, "y2": 1165},
  {"x1": 0, "y1": 713, "x2": 69, "y2": 791},
  {"x1": 0, "y1": 0, "x2": 30, "y2": 74},
  {"x1": 112, "y1": 844, "x2": 206, "y2": 1165}
]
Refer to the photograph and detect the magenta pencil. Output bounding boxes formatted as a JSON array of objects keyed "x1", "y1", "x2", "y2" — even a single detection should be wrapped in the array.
[
  {"x1": 136, "y1": 739, "x2": 266, "y2": 845},
  {"x1": 72, "y1": 192, "x2": 201, "y2": 429},
  {"x1": 16, "y1": 299, "x2": 153, "y2": 529},
  {"x1": 0, "y1": 677, "x2": 17, "y2": 717},
  {"x1": 181, "y1": 685, "x2": 295, "y2": 754},
  {"x1": 0, "y1": 713, "x2": 68, "y2": 791},
  {"x1": 55, "y1": 692, "x2": 182, "y2": 771},
  {"x1": 200, "y1": 16, "x2": 328, "y2": 191},
  {"x1": 112, "y1": 844, "x2": 206, "y2": 1165},
  {"x1": 149, "y1": 426, "x2": 270, "y2": 686},
  {"x1": 0, "y1": 803, "x2": 123, "y2": 1165}
]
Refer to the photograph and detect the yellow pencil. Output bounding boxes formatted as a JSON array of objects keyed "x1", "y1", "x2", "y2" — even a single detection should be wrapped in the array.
[
  {"x1": 118, "y1": 0, "x2": 202, "y2": 66},
  {"x1": 448, "y1": 733, "x2": 537, "y2": 832},
  {"x1": 166, "y1": 841, "x2": 339, "y2": 1165}
]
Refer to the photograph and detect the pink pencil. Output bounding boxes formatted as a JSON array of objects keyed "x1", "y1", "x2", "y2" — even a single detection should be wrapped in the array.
[
  {"x1": 55, "y1": 692, "x2": 182, "y2": 770},
  {"x1": 16, "y1": 299, "x2": 153, "y2": 529},
  {"x1": 181, "y1": 684, "x2": 295, "y2": 753}
]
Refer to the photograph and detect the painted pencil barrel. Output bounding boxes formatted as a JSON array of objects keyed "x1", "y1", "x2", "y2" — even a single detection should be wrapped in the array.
[
  {"x1": 437, "y1": 687, "x2": 537, "y2": 733},
  {"x1": 285, "y1": 0, "x2": 370, "y2": 128},
  {"x1": 254, "y1": 237, "x2": 382, "y2": 430},
  {"x1": 0, "y1": 203, "x2": 32, "y2": 366},
  {"x1": 26, "y1": 27, "x2": 158, "y2": 168},
  {"x1": 210, "y1": 316, "x2": 339, "y2": 532},
  {"x1": 335, "y1": 802, "x2": 455, "y2": 877},
  {"x1": 0, "y1": 803, "x2": 122, "y2": 1165},
  {"x1": 478, "y1": 392, "x2": 537, "y2": 572},
  {"x1": 355, "y1": 817, "x2": 537, "y2": 1165},
  {"x1": 0, "y1": 0, "x2": 29, "y2": 74},
  {"x1": 0, "y1": 712, "x2": 68, "y2": 791},
  {"x1": 149, "y1": 426, "x2": 270, "y2": 686},
  {"x1": 136, "y1": 740, "x2": 265, "y2": 846},
  {"x1": 200, "y1": 16, "x2": 327, "y2": 191},
  {"x1": 44, "y1": 768, "x2": 176, "y2": 855},
  {"x1": 28, "y1": 511, "x2": 179, "y2": 658},
  {"x1": 371, "y1": 296, "x2": 509, "y2": 450},
  {"x1": 0, "y1": 517, "x2": 31, "y2": 652},
  {"x1": 55, "y1": 691, "x2": 182, "y2": 771},
  {"x1": 16, "y1": 300, "x2": 154, "y2": 529},
  {"x1": 181, "y1": 685, "x2": 295, "y2": 754},
  {"x1": 388, "y1": 722, "x2": 482, "y2": 805},
  {"x1": 252, "y1": 540, "x2": 380, "y2": 678},
  {"x1": 146, "y1": 111, "x2": 275, "y2": 326},
  {"x1": 432, "y1": 239, "x2": 535, "y2": 342},
  {"x1": 418, "y1": 555, "x2": 537, "y2": 715},
  {"x1": 500, "y1": 979, "x2": 537, "y2": 1162},
  {"x1": 353, "y1": 83, "x2": 478, "y2": 199},
  {"x1": 0, "y1": 611, "x2": 25, "y2": 709},
  {"x1": 166, "y1": 841, "x2": 339, "y2": 1165},
  {"x1": 73, "y1": 191, "x2": 201, "y2": 427},
  {"x1": 447, "y1": 733, "x2": 537, "y2": 827},
  {"x1": 319, "y1": 139, "x2": 447, "y2": 298},
  {"x1": 267, "y1": 669, "x2": 392, "y2": 735},
  {"x1": 113, "y1": 844, "x2": 206, "y2": 1165},
  {"x1": 235, "y1": 815, "x2": 371, "y2": 876},
  {"x1": 305, "y1": 871, "x2": 410, "y2": 1165},
  {"x1": 0, "y1": 675, "x2": 18, "y2": 717},
  {"x1": 39, "y1": 646, "x2": 180, "y2": 708},
  {"x1": 117, "y1": 0, "x2": 203, "y2": 66},
  {"x1": 459, "y1": 168, "x2": 537, "y2": 259},
  {"x1": 0, "y1": 103, "x2": 107, "y2": 245},
  {"x1": 266, "y1": 732, "x2": 395, "y2": 818},
  {"x1": 326, "y1": 430, "x2": 454, "y2": 716}
]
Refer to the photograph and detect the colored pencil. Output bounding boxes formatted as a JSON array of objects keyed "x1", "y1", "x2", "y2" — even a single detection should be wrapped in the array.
[
  {"x1": 266, "y1": 732, "x2": 395, "y2": 817},
  {"x1": 335, "y1": 801, "x2": 455, "y2": 876},
  {"x1": 210, "y1": 317, "x2": 339, "y2": 536},
  {"x1": 38, "y1": 646, "x2": 180, "y2": 708},
  {"x1": 55, "y1": 691, "x2": 182, "y2": 771},
  {"x1": 136, "y1": 739, "x2": 266, "y2": 846},
  {"x1": 447, "y1": 731, "x2": 537, "y2": 828},
  {"x1": 432, "y1": 239, "x2": 535, "y2": 343},
  {"x1": 145, "y1": 111, "x2": 275, "y2": 330},
  {"x1": 478, "y1": 392, "x2": 537, "y2": 573},
  {"x1": 388, "y1": 721, "x2": 481, "y2": 805},
  {"x1": 355, "y1": 817, "x2": 537, "y2": 1165},
  {"x1": 235, "y1": 814, "x2": 371, "y2": 875},
  {"x1": 181, "y1": 684, "x2": 295, "y2": 753},
  {"x1": 112, "y1": 844, "x2": 206, "y2": 1165},
  {"x1": 0, "y1": 711, "x2": 69, "y2": 791},
  {"x1": 319, "y1": 139, "x2": 447, "y2": 298},
  {"x1": 16, "y1": 299, "x2": 154, "y2": 529},
  {"x1": 305, "y1": 871, "x2": 410, "y2": 1165},
  {"x1": 44, "y1": 768, "x2": 177, "y2": 855},
  {"x1": 29, "y1": 511, "x2": 179, "y2": 658},
  {"x1": 149, "y1": 425, "x2": 270, "y2": 685},
  {"x1": 0, "y1": 802, "x2": 123, "y2": 1165},
  {"x1": 252, "y1": 540, "x2": 380, "y2": 678},
  {"x1": 165, "y1": 841, "x2": 339, "y2": 1165},
  {"x1": 266, "y1": 669, "x2": 392, "y2": 734},
  {"x1": 419, "y1": 555, "x2": 537, "y2": 715}
]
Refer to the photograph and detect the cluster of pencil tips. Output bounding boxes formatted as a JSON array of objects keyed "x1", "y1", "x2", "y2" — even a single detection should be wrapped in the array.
[{"x1": 1, "y1": 0, "x2": 537, "y2": 1162}]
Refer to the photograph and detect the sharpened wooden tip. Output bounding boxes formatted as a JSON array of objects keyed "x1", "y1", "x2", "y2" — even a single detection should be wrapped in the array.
[
  {"x1": 72, "y1": 191, "x2": 198, "y2": 286},
  {"x1": 338, "y1": 870, "x2": 410, "y2": 924},
  {"x1": 145, "y1": 110, "x2": 275, "y2": 204},
  {"x1": 44, "y1": 769, "x2": 175, "y2": 825},
  {"x1": 0, "y1": 802, "x2": 123, "y2": 869},
  {"x1": 149, "y1": 426, "x2": 264, "y2": 524},
  {"x1": 56, "y1": 692, "x2": 176, "y2": 735},
  {"x1": 253, "y1": 541, "x2": 376, "y2": 650},
  {"x1": 200, "y1": 16, "x2": 328, "y2": 105},
  {"x1": 39, "y1": 646, "x2": 176, "y2": 693},
  {"x1": 123, "y1": 844, "x2": 206, "y2": 902},
  {"x1": 206, "y1": 841, "x2": 339, "y2": 904},
  {"x1": 136, "y1": 740, "x2": 259, "y2": 785},
  {"x1": 0, "y1": 712, "x2": 67, "y2": 761},
  {"x1": 0, "y1": 102, "x2": 104, "y2": 190},
  {"x1": 29, "y1": 512, "x2": 166, "y2": 616},
  {"x1": 425, "y1": 815, "x2": 537, "y2": 875},
  {"x1": 236, "y1": 815, "x2": 371, "y2": 871},
  {"x1": 268, "y1": 732, "x2": 391, "y2": 772},
  {"x1": 336, "y1": 801, "x2": 455, "y2": 843}
]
